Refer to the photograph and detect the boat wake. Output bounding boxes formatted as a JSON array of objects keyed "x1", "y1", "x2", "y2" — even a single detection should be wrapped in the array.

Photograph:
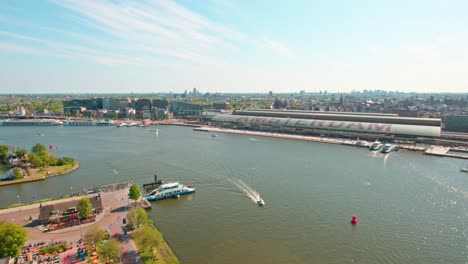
[{"x1": 229, "y1": 178, "x2": 264, "y2": 205}]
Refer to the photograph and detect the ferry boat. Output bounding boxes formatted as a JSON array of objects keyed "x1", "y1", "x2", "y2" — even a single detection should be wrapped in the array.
[
  {"x1": 144, "y1": 182, "x2": 195, "y2": 201},
  {"x1": 369, "y1": 141, "x2": 384, "y2": 151},
  {"x1": 381, "y1": 144, "x2": 398, "y2": 154},
  {"x1": 63, "y1": 120, "x2": 114, "y2": 126},
  {"x1": 0, "y1": 119, "x2": 62, "y2": 126}
]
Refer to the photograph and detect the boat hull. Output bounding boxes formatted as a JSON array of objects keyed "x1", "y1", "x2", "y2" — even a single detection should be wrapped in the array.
[{"x1": 145, "y1": 188, "x2": 195, "y2": 201}]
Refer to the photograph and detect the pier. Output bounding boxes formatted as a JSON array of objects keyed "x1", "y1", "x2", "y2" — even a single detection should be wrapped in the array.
[{"x1": 424, "y1": 146, "x2": 468, "y2": 159}]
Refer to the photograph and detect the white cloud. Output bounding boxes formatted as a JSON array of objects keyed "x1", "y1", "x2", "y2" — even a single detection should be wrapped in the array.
[
  {"x1": 262, "y1": 38, "x2": 296, "y2": 58},
  {"x1": 48, "y1": 0, "x2": 246, "y2": 65},
  {"x1": 406, "y1": 46, "x2": 440, "y2": 60}
]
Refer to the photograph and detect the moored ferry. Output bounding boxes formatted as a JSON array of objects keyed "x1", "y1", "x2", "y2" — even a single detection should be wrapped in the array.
[
  {"x1": 369, "y1": 140, "x2": 384, "y2": 151},
  {"x1": 63, "y1": 120, "x2": 114, "y2": 126},
  {"x1": 144, "y1": 182, "x2": 195, "y2": 201},
  {"x1": 0, "y1": 119, "x2": 62, "y2": 126},
  {"x1": 381, "y1": 144, "x2": 398, "y2": 154}
]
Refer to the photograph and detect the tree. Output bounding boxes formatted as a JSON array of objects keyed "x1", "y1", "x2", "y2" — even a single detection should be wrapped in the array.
[
  {"x1": 12, "y1": 167, "x2": 22, "y2": 180},
  {"x1": 77, "y1": 197, "x2": 93, "y2": 219},
  {"x1": 31, "y1": 143, "x2": 46, "y2": 155},
  {"x1": 0, "y1": 221, "x2": 27, "y2": 258},
  {"x1": 128, "y1": 183, "x2": 141, "y2": 203},
  {"x1": 28, "y1": 153, "x2": 42, "y2": 168},
  {"x1": 0, "y1": 145, "x2": 9, "y2": 160},
  {"x1": 83, "y1": 225, "x2": 107, "y2": 245},
  {"x1": 126, "y1": 207, "x2": 151, "y2": 230},
  {"x1": 14, "y1": 148, "x2": 28, "y2": 158},
  {"x1": 98, "y1": 238, "x2": 120, "y2": 263}
]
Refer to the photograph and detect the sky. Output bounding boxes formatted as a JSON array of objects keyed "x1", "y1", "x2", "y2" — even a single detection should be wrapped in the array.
[{"x1": 0, "y1": 0, "x2": 467, "y2": 94}]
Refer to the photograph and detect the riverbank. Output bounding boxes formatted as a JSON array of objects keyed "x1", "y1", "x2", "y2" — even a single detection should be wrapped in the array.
[
  {"x1": 195, "y1": 127, "x2": 428, "y2": 150},
  {"x1": 0, "y1": 162, "x2": 80, "y2": 186},
  {"x1": 194, "y1": 126, "x2": 468, "y2": 158}
]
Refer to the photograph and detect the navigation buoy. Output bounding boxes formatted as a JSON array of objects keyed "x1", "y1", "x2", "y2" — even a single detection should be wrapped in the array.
[
  {"x1": 351, "y1": 216, "x2": 358, "y2": 224},
  {"x1": 49, "y1": 144, "x2": 53, "y2": 150}
]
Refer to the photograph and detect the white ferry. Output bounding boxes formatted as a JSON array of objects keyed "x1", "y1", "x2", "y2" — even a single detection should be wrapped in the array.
[
  {"x1": 369, "y1": 140, "x2": 384, "y2": 151},
  {"x1": 144, "y1": 182, "x2": 195, "y2": 201},
  {"x1": 381, "y1": 144, "x2": 398, "y2": 154},
  {"x1": 63, "y1": 120, "x2": 114, "y2": 126}
]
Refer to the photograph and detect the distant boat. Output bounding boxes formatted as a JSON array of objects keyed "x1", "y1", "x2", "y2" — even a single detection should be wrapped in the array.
[
  {"x1": 211, "y1": 134, "x2": 217, "y2": 137},
  {"x1": 256, "y1": 198, "x2": 265, "y2": 206},
  {"x1": 381, "y1": 144, "x2": 398, "y2": 154},
  {"x1": 461, "y1": 168, "x2": 468, "y2": 173},
  {"x1": 117, "y1": 123, "x2": 128, "y2": 127},
  {"x1": 369, "y1": 140, "x2": 383, "y2": 151}
]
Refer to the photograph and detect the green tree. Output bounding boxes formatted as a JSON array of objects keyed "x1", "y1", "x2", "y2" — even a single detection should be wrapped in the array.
[
  {"x1": 83, "y1": 225, "x2": 107, "y2": 245},
  {"x1": 0, "y1": 221, "x2": 27, "y2": 258},
  {"x1": 31, "y1": 143, "x2": 46, "y2": 155},
  {"x1": 62, "y1": 157, "x2": 75, "y2": 165},
  {"x1": 28, "y1": 153, "x2": 42, "y2": 168},
  {"x1": 98, "y1": 238, "x2": 120, "y2": 263},
  {"x1": 12, "y1": 167, "x2": 22, "y2": 180},
  {"x1": 77, "y1": 197, "x2": 93, "y2": 219},
  {"x1": 127, "y1": 207, "x2": 151, "y2": 230},
  {"x1": 0, "y1": 144, "x2": 9, "y2": 160},
  {"x1": 14, "y1": 148, "x2": 28, "y2": 158},
  {"x1": 128, "y1": 183, "x2": 141, "y2": 203}
]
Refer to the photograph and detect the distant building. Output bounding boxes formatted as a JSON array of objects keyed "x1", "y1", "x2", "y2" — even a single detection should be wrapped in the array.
[
  {"x1": 444, "y1": 115, "x2": 468, "y2": 132},
  {"x1": 152, "y1": 99, "x2": 169, "y2": 109},
  {"x1": 64, "y1": 99, "x2": 99, "y2": 110},
  {"x1": 135, "y1": 98, "x2": 152, "y2": 110},
  {"x1": 108, "y1": 98, "x2": 130, "y2": 111},
  {"x1": 38, "y1": 193, "x2": 103, "y2": 225},
  {"x1": 213, "y1": 101, "x2": 229, "y2": 110},
  {"x1": 169, "y1": 101, "x2": 204, "y2": 116},
  {"x1": 63, "y1": 106, "x2": 86, "y2": 116},
  {"x1": 151, "y1": 108, "x2": 168, "y2": 120},
  {"x1": 102, "y1": 98, "x2": 110, "y2": 110}
]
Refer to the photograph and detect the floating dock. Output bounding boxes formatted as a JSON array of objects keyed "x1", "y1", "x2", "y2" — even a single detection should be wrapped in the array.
[{"x1": 424, "y1": 146, "x2": 468, "y2": 160}]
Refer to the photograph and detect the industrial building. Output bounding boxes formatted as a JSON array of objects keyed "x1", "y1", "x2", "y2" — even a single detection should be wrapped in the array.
[{"x1": 211, "y1": 109, "x2": 442, "y2": 138}]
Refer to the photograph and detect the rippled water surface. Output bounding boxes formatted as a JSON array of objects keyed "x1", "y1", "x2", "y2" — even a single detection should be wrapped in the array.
[{"x1": 0, "y1": 126, "x2": 467, "y2": 264}]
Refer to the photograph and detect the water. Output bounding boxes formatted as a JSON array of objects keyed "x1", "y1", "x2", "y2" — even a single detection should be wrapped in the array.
[{"x1": 0, "y1": 126, "x2": 467, "y2": 264}]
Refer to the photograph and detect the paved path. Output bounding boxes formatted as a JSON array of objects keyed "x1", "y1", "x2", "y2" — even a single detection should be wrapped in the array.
[{"x1": 0, "y1": 188, "x2": 141, "y2": 263}]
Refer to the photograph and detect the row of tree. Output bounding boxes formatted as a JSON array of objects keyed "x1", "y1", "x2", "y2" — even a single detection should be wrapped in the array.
[{"x1": 0, "y1": 143, "x2": 75, "y2": 169}]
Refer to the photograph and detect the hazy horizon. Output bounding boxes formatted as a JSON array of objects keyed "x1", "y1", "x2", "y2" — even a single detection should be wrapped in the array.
[{"x1": 1, "y1": 0, "x2": 468, "y2": 94}]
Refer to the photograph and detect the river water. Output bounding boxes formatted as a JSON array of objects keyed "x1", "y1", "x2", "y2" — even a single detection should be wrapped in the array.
[{"x1": 0, "y1": 126, "x2": 467, "y2": 264}]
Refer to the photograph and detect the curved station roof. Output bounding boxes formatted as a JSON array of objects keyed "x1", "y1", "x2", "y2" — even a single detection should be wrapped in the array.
[{"x1": 213, "y1": 113, "x2": 441, "y2": 137}]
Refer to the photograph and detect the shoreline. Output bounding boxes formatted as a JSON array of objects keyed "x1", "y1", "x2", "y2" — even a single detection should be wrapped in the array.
[
  {"x1": 0, "y1": 162, "x2": 80, "y2": 187},
  {"x1": 194, "y1": 126, "x2": 468, "y2": 159}
]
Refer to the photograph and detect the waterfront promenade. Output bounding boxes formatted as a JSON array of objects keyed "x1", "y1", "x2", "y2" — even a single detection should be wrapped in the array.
[{"x1": 0, "y1": 187, "x2": 141, "y2": 263}]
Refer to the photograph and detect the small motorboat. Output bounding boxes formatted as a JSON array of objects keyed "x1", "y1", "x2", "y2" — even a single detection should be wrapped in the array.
[
  {"x1": 211, "y1": 134, "x2": 217, "y2": 137},
  {"x1": 461, "y1": 168, "x2": 468, "y2": 173},
  {"x1": 256, "y1": 199, "x2": 265, "y2": 206}
]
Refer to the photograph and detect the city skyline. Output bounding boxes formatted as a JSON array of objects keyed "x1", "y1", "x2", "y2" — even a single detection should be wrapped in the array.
[{"x1": 1, "y1": 0, "x2": 468, "y2": 94}]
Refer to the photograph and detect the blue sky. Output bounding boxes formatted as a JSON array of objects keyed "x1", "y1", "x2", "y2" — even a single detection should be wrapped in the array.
[{"x1": 0, "y1": 0, "x2": 467, "y2": 94}]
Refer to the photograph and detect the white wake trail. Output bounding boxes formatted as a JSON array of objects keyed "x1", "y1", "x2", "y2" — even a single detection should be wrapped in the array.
[{"x1": 229, "y1": 178, "x2": 263, "y2": 204}]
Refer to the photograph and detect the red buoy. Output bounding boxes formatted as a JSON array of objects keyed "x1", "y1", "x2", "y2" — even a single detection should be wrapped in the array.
[
  {"x1": 351, "y1": 216, "x2": 358, "y2": 224},
  {"x1": 49, "y1": 144, "x2": 53, "y2": 150}
]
